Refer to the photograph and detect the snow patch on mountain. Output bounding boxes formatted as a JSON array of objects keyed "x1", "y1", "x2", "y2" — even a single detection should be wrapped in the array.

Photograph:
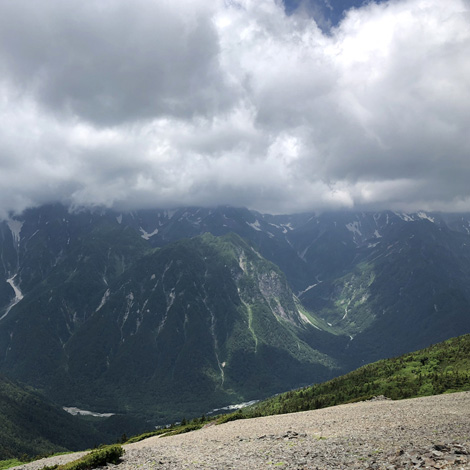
[
  {"x1": 7, "y1": 219, "x2": 23, "y2": 247},
  {"x1": 119, "y1": 292, "x2": 135, "y2": 339},
  {"x1": 299, "y1": 245, "x2": 310, "y2": 261},
  {"x1": 0, "y1": 275, "x2": 24, "y2": 320},
  {"x1": 63, "y1": 407, "x2": 115, "y2": 418},
  {"x1": 238, "y1": 253, "x2": 247, "y2": 272},
  {"x1": 417, "y1": 211, "x2": 435, "y2": 223},
  {"x1": 158, "y1": 285, "x2": 175, "y2": 334},
  {"x1": 394, "y1": 212, "x2": 414, "y2": 222},
  {"x1": 96, "y1": 289, "x2": 110, "y2": 312},
  {"x1": 346, "y1": 221, "x2": 362, "y2": 238},
  {"x1": 247, "y1": 220, "x2": 262, "y2": 231},
  {"x1": 298, "y1": 282, "x2": 321, "y2": 297},
  {"x1": 140, "y1": 226, "x2": 159, "y2": 240},
  {"x1": 209, "y1": 400, "x2": 259, "y2": 414},
  {"x1": 28, "y1": 229, "x2": 39, "y2": 241}
]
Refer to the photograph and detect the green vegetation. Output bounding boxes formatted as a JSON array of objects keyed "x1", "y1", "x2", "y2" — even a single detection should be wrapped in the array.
[
  {"x1": 300, "y1": 261, "x2": 377, "y2": 337},
  {"x1": 219, "y1": 334, "x2": 470, "y2": 420},
  {"x1": 124, "y1": 415, "x2": 212, "y2": 444},
  {"x1": 124, "y1": 429, "x2": 170, "y2": 444},
  {"x1": 0, "y1": 375, "x2": 103, "y2": 461},
  {"x1": 0, "y1": 453, "x2": 78, "y2": 470},
  {"x1": 163, "y1": 423, "x2": 205, "y2": 437},
  {"x1": 118, "y1": 334, "x2": 470, "y2": 447},
  {"x1": 0, "y1": 459, "x2": 23, "y2": 470},
  {"x1": 0, "y1": 446, "x2": 124, "y2": 470},
  {"x1": 40, "y1": 445, "x2": 124, "y2": 470},
  {"x1": 1, "y1": 229, "x2": 339, "y2": 428}
]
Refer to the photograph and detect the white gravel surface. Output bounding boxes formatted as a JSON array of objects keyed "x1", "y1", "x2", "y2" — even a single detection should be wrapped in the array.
[{"x1": 12, "y1": 391, "x2": 470, "y2": 470}]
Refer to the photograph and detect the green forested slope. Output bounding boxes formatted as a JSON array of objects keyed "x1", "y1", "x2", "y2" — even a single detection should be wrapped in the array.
[
  {"x1": 239, "y1": 334, "x2": 470, "y2": 418},
  {"x1": 0, "y1": 375, "x2": 102, "y2": 460},
  {"x1": 59, "y1": 232, "x2": 342, "y2": 423},
  {"x1": 1, "y1": 229, "x2": 344, "y2": 427}
]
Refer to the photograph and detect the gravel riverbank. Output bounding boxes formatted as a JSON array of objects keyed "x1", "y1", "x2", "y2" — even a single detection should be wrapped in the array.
[{"x1": 13, "y1": 391, "x2": 470, "y2": 470}]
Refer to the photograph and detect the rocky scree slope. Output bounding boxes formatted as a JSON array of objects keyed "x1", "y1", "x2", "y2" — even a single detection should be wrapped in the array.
[{"x1": 11, "y1": 392, "x2": 470, "y2": 470}]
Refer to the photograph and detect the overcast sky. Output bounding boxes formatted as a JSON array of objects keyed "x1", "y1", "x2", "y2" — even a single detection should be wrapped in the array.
[{"x1": 0, "y1": 0, "x2": 468, "y2": 217}]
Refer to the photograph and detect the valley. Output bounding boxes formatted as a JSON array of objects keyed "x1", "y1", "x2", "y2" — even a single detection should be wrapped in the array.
[{"x1": 0, "y1": 204, "x2": 470, "y2": 442}]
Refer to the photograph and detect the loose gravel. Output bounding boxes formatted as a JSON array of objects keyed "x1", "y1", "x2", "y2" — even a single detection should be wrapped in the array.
[{"x1": 13, "y1": 391, "x2": 470, "y2": 470}]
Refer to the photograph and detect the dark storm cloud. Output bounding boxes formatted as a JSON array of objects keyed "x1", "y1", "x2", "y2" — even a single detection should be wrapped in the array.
[
  {"x1": 0, "y1": 0, "x2": 468, "y2": 218},
  {"x1": 0, "y1": 0, "x2": 232, "y2": 125}
]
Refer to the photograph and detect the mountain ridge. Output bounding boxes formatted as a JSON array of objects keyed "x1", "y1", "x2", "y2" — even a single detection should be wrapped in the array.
[
  {"x1": 0, "y1": 219, "x2": 345, "y2": 425},
  {"x1": 0, "y1": 204, "x2": 470, "y2": 429}
]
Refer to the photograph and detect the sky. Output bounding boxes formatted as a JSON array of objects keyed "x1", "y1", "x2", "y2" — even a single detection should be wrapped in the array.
[{"x1": 0, "y1": 0, "x2": 469, "y2": 217}]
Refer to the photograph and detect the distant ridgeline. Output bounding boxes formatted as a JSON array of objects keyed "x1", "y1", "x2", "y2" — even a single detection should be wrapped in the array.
[{"x1": 0, "y1": 204, "x2": 469, "y2": 429}]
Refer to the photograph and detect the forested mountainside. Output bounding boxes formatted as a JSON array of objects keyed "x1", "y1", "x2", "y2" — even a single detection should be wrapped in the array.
[
  {"x1": 0, "y1": 204, "x2": 469, "y2": 428},
  {"x1": 2, "y1": 333, "x2": 469, "y2": 462},
  {"x1": 0, "y1": 374, "x2": 98, "y2": 460},
  {"x1": 243, "y1": 333, "x2": 470, "y2": 418}
]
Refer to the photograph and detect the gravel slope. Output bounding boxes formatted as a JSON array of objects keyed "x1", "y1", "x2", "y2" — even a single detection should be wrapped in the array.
[{"x1": 13, "y1": 391, "x2": 470, "y2": 469}]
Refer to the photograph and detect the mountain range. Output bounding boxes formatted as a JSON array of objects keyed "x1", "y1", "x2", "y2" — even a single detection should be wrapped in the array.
[{"x1": 0, "y1": 204, "x2": 469, "y2": 429}]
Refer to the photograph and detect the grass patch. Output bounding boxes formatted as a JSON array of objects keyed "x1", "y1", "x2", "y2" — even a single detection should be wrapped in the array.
[
  {"x1": 124, "y1": 415, "x2": 213, "y2": 444},
  {"x1": 0, "y1": 459, "x2": 24, "y2": 470},
  {"x1": 163, "y1": 423, "x2": 204, "y2": 437},
  {"x1": 39, "y1": 445, "x2": 124, "y2": 470},
  {"x1": 0, "y1": 452, "x2": 78, "y2": 470},
  {"x1": 124, "y1": 428, "x2": 170, "y2": 444},
  {"x1": 124, "y1": 423, "x2": 205, "y2": 444}
]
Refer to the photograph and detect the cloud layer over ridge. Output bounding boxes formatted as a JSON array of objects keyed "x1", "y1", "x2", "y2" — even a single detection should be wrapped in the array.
[{"x1": 0, "y1": 0, "x2": 468, "y2": 217}]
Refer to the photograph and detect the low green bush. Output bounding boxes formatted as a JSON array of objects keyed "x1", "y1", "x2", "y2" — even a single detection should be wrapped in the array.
[
  {"x1": 125, "y1": 417, "x2": 213, "y2": 444},
  {"x1": 216, "y1": 410, "x2": 246, "y2": 425},
  {"x1": 0, "y1": 459, "x2": 23, "y2": 470},
  {"x1": 163, "y1": 423, "x2": 203, "y2": 437},
  {"x1": 40, "y1": 445, "x2": 124, "y2": 470},
  {"x1": 124, "y1": 429, "x2": 168, "y2": 444}
]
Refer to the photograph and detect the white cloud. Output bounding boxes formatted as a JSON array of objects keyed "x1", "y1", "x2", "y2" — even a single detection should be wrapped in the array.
[{"x1": 0, "y1": 0, "x2": 468, "y2": 216}]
